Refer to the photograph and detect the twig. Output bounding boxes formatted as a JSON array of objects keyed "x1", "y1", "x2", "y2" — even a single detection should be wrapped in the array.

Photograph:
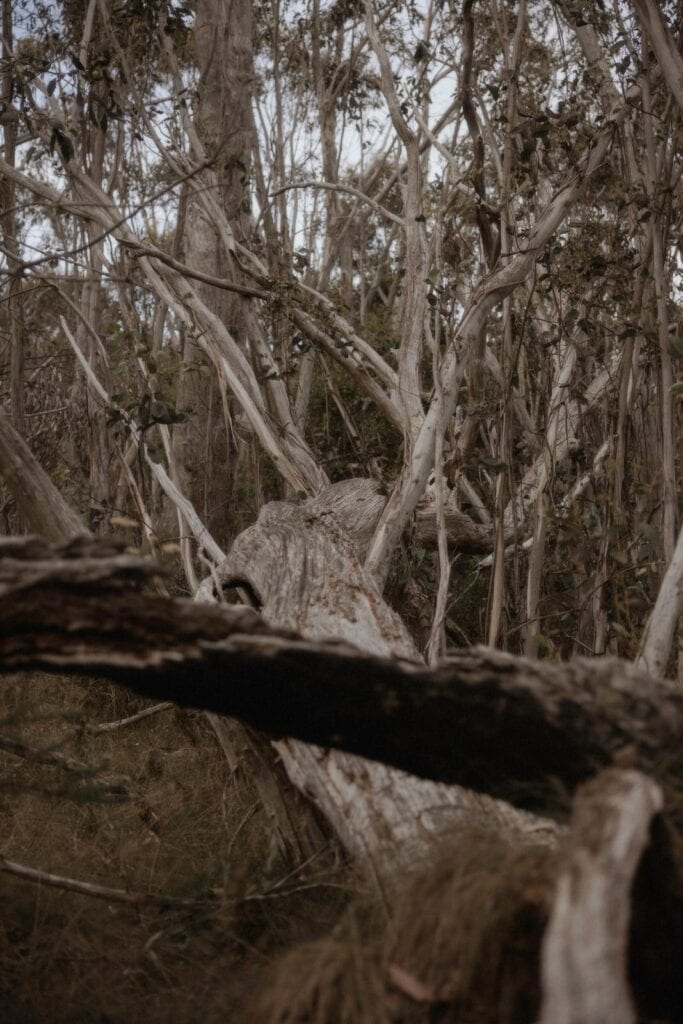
[
  {"x1": 91, "y1": 702, "x2": 174, "y2": 734},
  {"x1": 269, "y1": 179, "x2": 404, "y2": 227},
  {"x1": 0, "y1": 734, "x2": 91, "y2": 772},
  {"x1": 226, "y1": 800, "x2": 259, "y2": 860},
  {"x1": 0, "y1": 855, "x2": 354, "y2": 909},
  {"x1": 0, "y1": 856, "x2": 212, "y2": 908}
]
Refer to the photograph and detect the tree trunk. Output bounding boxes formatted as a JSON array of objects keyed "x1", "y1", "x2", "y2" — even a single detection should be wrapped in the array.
[
  {"x1": 540, "y1": 769, "x2": 662, "y2": 1024},
  {"x1": 0, "y1": 0, "x2": 24, "y2": 438},
  {"x1": 6, "y1": 534, "x2": 683, "y2": 1019},
  {"x1": 0, "y1": 415, "x2": 88, "y2": 541},
  {"x1": 174, "y1": 0, "x2": 255, "y2": 545},
  {"x1": 218, "y1": 478, "x2": 546, "y2": 878}
]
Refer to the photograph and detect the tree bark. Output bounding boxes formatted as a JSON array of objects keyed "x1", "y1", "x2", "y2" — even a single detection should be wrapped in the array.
[
  {"x1": 217, "y1": 478, "x2": 544, "y2": 875},
  {"x1": 0, "y1": 415, "x2": 88, "y2": 541},
  {"x1": 636, "y1": 519, "x2": 683, "y2": 677},
  {"x1": 540, "y1": 769, "x2": 662, "y2": 1024},
  {"x1": 631, "y1": 0, "x2": 683, "y2": 116},
  {"x1": 3, "y1": 524, "x2": 683, "y2": 823},
  {"x1": 0, "y1": 0, "x2": 24, "y2": 437},
  {"x1": 174, "y1": 0, "x2": 256, "y2": 543}
]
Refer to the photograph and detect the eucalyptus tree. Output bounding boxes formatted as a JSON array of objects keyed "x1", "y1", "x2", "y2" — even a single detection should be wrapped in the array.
[{"x1": 0, "y1": 0, "x2": 681, "y2": 884}]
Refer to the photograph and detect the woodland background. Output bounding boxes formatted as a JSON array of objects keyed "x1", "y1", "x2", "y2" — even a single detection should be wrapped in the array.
[{"x1": 0, "y1": 0, "x2": 682, "y2": 1021}]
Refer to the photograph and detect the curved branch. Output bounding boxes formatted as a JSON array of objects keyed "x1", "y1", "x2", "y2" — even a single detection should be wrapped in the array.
[
  {"x1": 269, "y1": 180, "x2": 404, "y2": 228},
  {"x1": 540, "y1": 769, "x2": 662, "y2": 1024}
]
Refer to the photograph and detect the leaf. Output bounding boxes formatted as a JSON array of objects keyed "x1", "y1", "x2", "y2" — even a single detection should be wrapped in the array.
[
  {"x1": 53, "y1": 127, "x2": 75, "y2": 162},
  {"x1": 387, "y1": 964, "x2": 436, "y2": 1003}
]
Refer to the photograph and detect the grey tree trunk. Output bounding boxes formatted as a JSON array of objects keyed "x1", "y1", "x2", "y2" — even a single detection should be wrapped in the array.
[
  {"x1": 174, "y1": 0, "x2": 256, "y2": 544},
  {"x1": 0, "y1": 415, "x2": 88, "y2": 542},
  {"x1": 540, "y1": 769, "x2": 663, "y2": 1024},
  {"x1": 218, "y1": 478, "x2": 550, "y2": 879}
]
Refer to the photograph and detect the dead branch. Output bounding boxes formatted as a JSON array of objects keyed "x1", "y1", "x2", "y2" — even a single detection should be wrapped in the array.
[
  {"x1": 2, "y1": 536, "x2": 683, "y2": 818},
  {"x1": 0, "y1": 856, "x2": 213, "y2": 909},
  {"x1": 90, "y1": 702, "x2": 174, "y2": 734},
  {"x1": 0, "y1": 856, "x2": 354, "y2": 911},
  {"x1": 0, "y1": 734, "x2": 128, "y2": 796},
  {"x1": 540, "y1": 769, "x2": 662, "y2": 1023}
]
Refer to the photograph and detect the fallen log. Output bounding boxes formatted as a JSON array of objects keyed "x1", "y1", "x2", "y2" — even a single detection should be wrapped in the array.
[{"x1": 2, "y1": 535, "x2": 682, "y2": 818}]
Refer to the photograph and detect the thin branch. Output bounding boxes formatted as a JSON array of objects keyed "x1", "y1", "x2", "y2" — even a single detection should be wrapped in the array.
[
  {"x1": 269, "y1": 180, "x2": 404, "y2": 228},
  {"x1": 90, "y1": 702, "x2": 175, "y2": 734},
  {"x1": 60, "y1": 316, "x2": 227, "y2": 566},
  {"x1": 120, "y1": 239, "x2": 269, "y2": 299},
  {"x1": 0, "y1": 856, "x2": 354, "y2": 909},
  {"x1": 0, "y1": 735, "x2": 128, "y2": 796},
  {"x1": 0, "y1": 856, "x2": 215, "y2": 908}
]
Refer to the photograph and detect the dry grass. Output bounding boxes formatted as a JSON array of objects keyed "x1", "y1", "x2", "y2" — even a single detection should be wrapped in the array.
[
  {"x1": 252, "y1": 829, "x2": 556, "y2": 1024},
  {"x1": 0, "y1": 673, "x2": 352, "y2": 1023},
  {"x1": 3, "y1": 675, "x2": 676, "y2": 1023}
]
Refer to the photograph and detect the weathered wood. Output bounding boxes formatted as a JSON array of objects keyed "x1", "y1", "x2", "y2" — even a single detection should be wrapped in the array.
[
  {"x1": 205, "y1": 713, "x2": 327, "y2": 863},
  {"x1": 414, "y1": 496, "x2": 493, "y2": 553},
  {"x1": 210, "y1": 478, "x2": 544, "y2": 873},
  {"x1": 540, "y1": 769, "x2": 662, "y2": 1024},
  {"x1": 2, "y1": 532, "x2": 683, "y2": 822},
  {"x1": 0, "y1": 415, "x2": 87, "y2": 542}
]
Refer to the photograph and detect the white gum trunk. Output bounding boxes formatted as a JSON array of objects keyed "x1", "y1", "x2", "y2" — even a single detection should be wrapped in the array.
[{"x1": 219, "y1": 479, "x2": 553, "y2": 879}]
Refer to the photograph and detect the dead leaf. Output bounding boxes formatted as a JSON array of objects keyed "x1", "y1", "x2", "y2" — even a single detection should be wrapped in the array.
[{"x1": 387, "y1": 963, "x2": 436, "y2": 1003}]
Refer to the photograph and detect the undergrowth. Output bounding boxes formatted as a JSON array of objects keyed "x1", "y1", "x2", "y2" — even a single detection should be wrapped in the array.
[
  {"x1": 2, "y1": 675, "x2": 677, "y2": 1023},
  {"x1": 0, "y1": 674, "x2": 353, "y2": 1023}
]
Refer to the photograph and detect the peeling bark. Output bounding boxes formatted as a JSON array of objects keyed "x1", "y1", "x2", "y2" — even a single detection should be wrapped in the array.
[{"x1": 540, "y1": 769, "x2": 662, "y2": 1024}]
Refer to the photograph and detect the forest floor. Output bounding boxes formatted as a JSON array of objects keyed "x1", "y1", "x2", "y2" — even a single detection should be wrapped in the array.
[
  {"x1": 0, "y1": 676, "x2": 582, "y2": 1023},
  {"x1": 0, "y1": 674, "x2": 353, "y2": 1023}
]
